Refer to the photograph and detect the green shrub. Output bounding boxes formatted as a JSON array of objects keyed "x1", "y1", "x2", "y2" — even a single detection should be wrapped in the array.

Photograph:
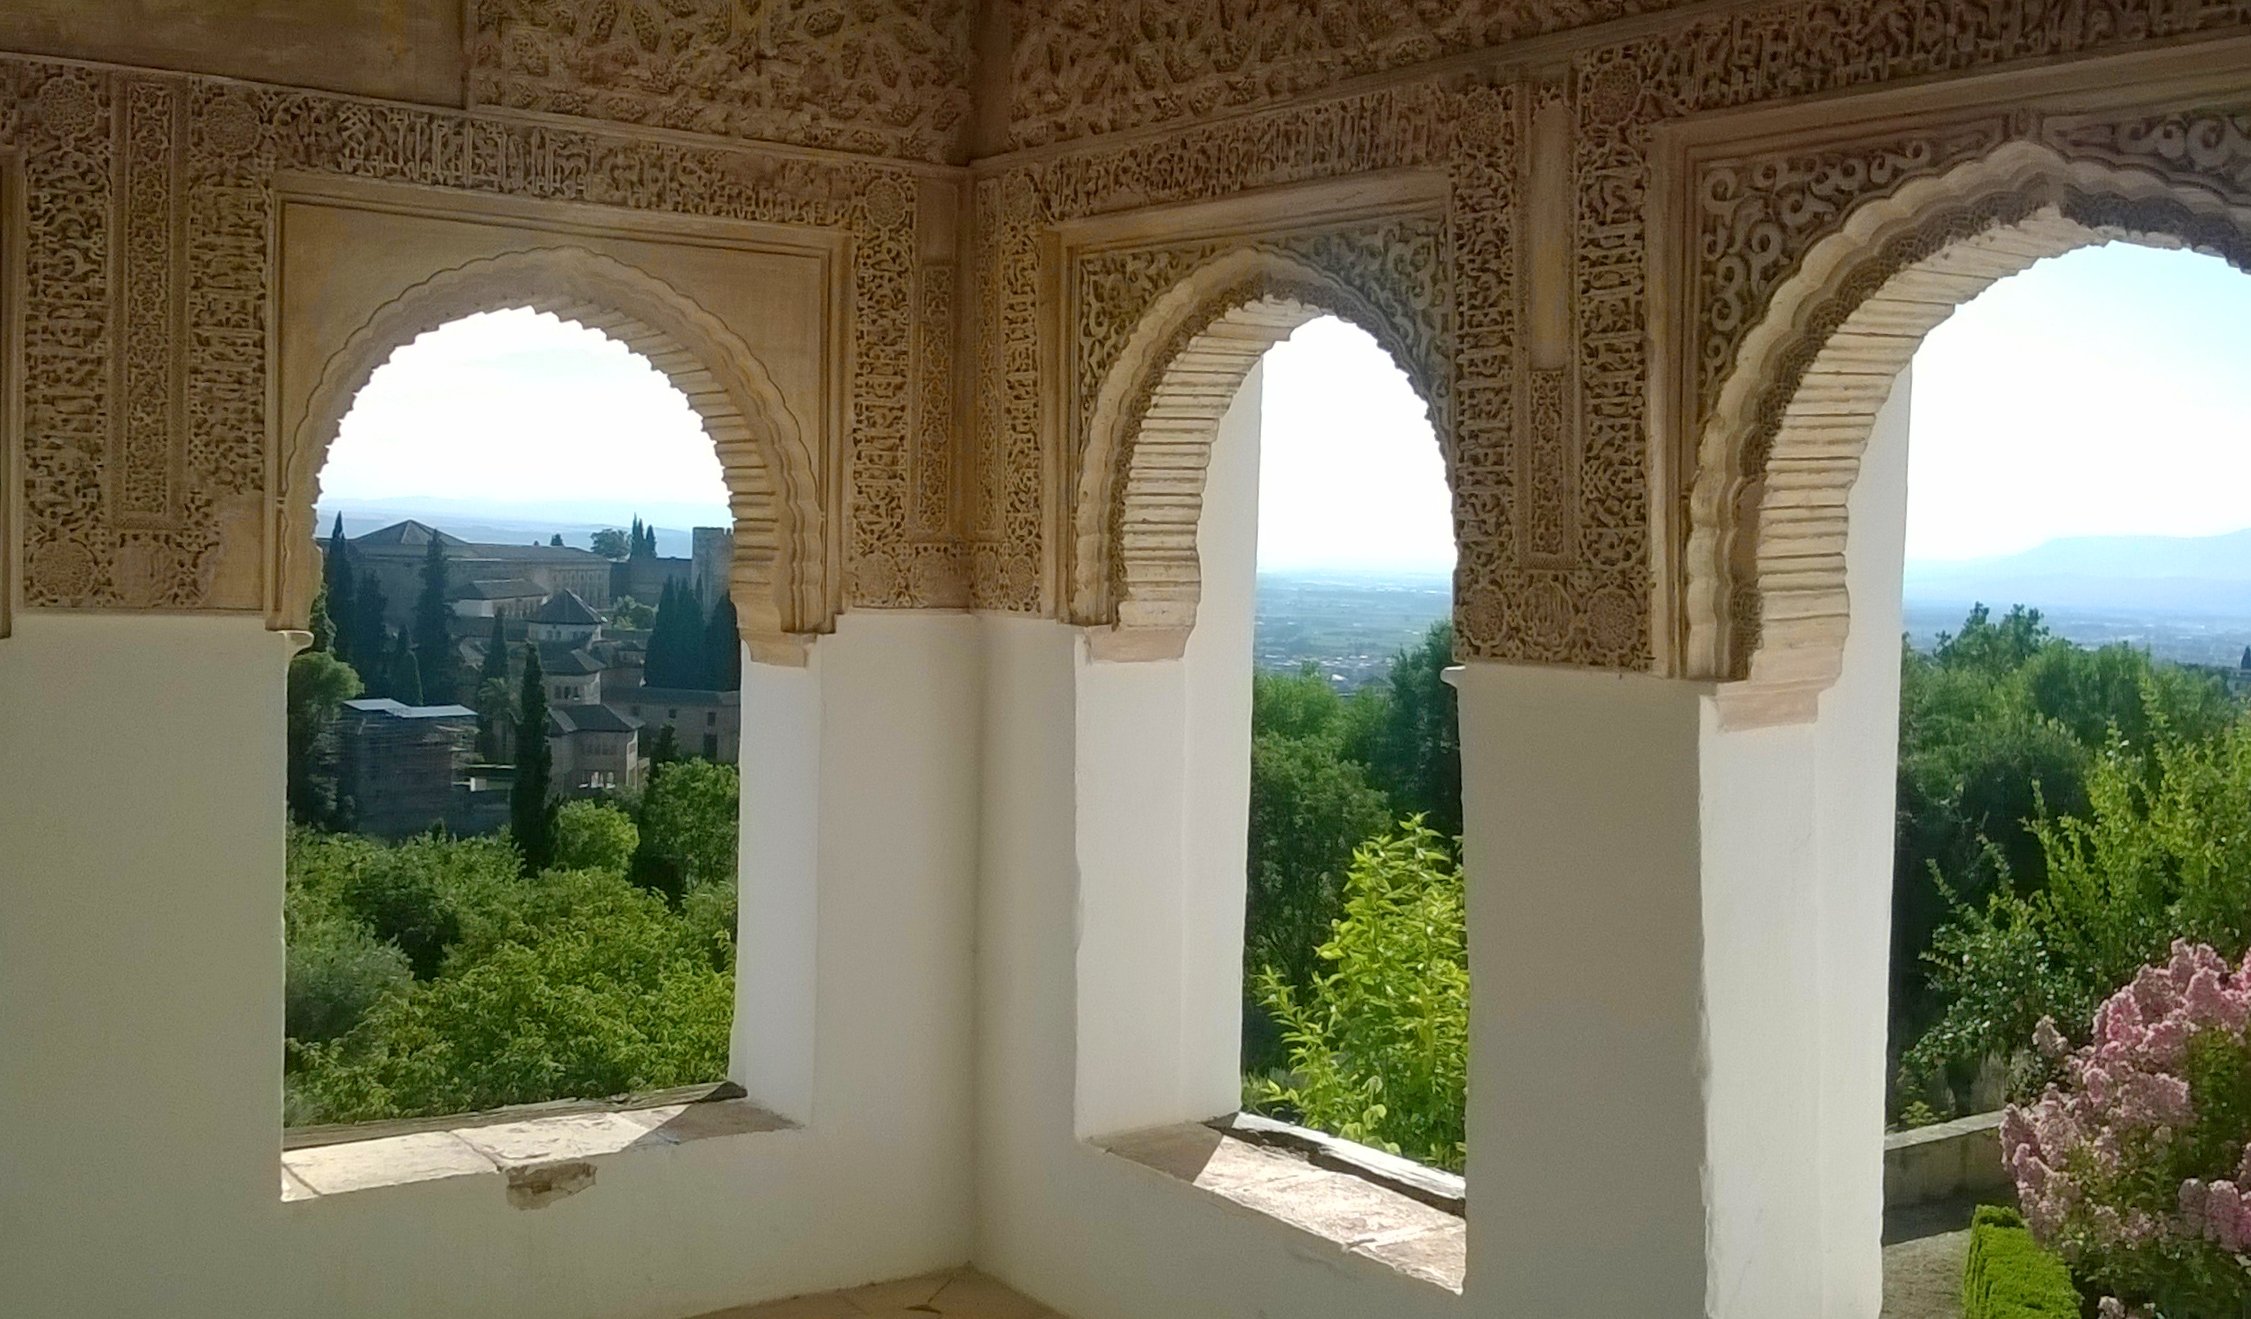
[
  {"x1": 553, "y1": 800, "x2": 638, "y2": 875},
  {"x1": 1963, "y1": 1205, "x2": 2079, "y2": 1319},
  {"x1": 1251, "y1": 820, "x2": 1466, "y2": 1171}
]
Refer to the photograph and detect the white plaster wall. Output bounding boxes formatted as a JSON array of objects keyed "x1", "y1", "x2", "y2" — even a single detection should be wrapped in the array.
[
  {"x1": 1455, "y1": 664, "x2": 1713, "y2": 1315},
  {"x1": 1073, "y1": 366, "x2": 1259, "y2": 1138},
  {"x1": 1667, "y1": 373, "x2": 1913, "y2": 1319},
  {"x1": 0, "y1": 610, "x2": 977, "y2": 1319},
  {"x1": 1813, "y1": 369, "x2": 1912, "y2": 1317},
  {"x1": 977, "y1": 370, "x2": 1462, "y2": 1319}
]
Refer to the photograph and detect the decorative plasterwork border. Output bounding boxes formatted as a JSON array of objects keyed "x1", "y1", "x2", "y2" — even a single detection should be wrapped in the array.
[
  {"x1": 973, "y1": 81, "x2": 1569, "y2": 665},
  {"x1": 1064, "y1": 237, "x2": 1447, "y2": 657},
  {"x1": 469, "y1": 0, "x2": 977, "y2": 165},
  {"x1": 0, "y1": 53, "x2": 948, "y2": 625},
  {"x1": 1651, "y1": 40, "x2": 2251, "y2": 717},
  {"x1": 0, "y1": 148, "x2": 19, "y2": 641},
  {"x1": 278, "y1": 245, "x2": 825, "y2": 664}
]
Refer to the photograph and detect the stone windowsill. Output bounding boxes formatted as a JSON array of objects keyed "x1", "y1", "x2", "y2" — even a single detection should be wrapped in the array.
[
  {"x1": 280, "y1": 1095, "x2": 793, "y2": 1206},
  {"x1": 1095, "y1": 1116, "x2": 1465, "y2": 1293}
]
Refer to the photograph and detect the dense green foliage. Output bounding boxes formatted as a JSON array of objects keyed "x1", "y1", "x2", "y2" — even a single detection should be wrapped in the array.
[
  {"x1": 1894, "y1": 606, "x2": 2243, "y2": 1106},
  {"x1": 1962, "y1": 1206, "x2": 2080, "y2": 1319},
  {"x1": 1245, "y1": 621, "x2": 1462, "y2": 1003},
  {"x1": 1252, "y1": 822, "x2": 1467, "y2": 1172},
  {"x1": 286, "y1": 648, "x2": 362, "y2": 830},
  {"x1": 284, "y1": 761, "x2": 740, "y2": 1125},
  {"x1": 1240, "y1": 621, "x2": 1467, "y2": 1153},
  {"x1": 1909, "y1": 685, "x2": 2251, "y2": 1093}
]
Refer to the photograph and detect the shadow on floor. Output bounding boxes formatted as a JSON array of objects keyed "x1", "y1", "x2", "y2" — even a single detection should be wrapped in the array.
[{"x1": 1881, "y1": 1195, "x2": 1992, "y2": 1319}]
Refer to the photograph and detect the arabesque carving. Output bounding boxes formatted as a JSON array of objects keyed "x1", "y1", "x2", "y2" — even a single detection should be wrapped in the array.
[
  {"x1": 978, "y1": 81, "x2": 1549, "y2": 662},
  {"x1": 1685, "y1": 132, "x2": 2251, "y2": 716},
  {"x1": 1008, "y1": 0, "x2": 1692, "y2": 151},
  {"x1": 1068, "y1": 243, "x2": 1447, "y2": 654},
  {"x1": 471, "y1": 0, "x2": 976, "y2": 164},
  {"x1": 1, "y1": 52, "x2": 931, "y2": 631},
  {"x1": 281, "y1": 247, "x2": 825, "y2": 664}
]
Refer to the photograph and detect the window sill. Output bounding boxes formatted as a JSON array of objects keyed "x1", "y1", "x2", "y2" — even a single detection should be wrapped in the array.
[
  {"x1": 1094, "y1": 1116, "x2": 1465, "y2": 1293},
  {"x1": 280, "y1": 1088, "x2": 793, "y2": 1206}
]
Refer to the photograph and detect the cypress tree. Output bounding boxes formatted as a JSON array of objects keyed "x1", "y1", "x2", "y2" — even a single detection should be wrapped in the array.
[
  {"x1": 412, "y1": 537, "x2": 458, "y2": 702},
  {"x1": 476, "y1": 614, "x2": 510, "y2": 760},
  {"x1": 354, "y1": 570, "x2": 388, "y2": 682},
  {"x1": 307, "y1": 581, "x2": 335, "y2": 654},
  {"x1": 388, "y1": 628, "x2": 424, "y2": 705},
  {"x1": 510, "y1": 643, "x2": 555, "y2": 874},
  {"x1": 325, "y1": 514, "x2": 357, "y2": 664},
  {"x1": 647, "y1": 577, "x2": 710, "y2": 688},
  {"x1": 645, "y1": 579, "x2": 680, "y2": 687},
  {"x1": 703, "y1": 590, "x2": 740, "y2": 691}
]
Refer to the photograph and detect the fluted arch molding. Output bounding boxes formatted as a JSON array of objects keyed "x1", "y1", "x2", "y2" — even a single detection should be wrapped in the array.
[
  {"x1": 1070, "y1": 245, "x2": 1448, "y2": 659},
  {"x1": 1685, "y1": 140, "x2": 2251, "y2": 718},
  {"x1": 275, "y1": 246, "x2": 828, "y2": 665}
]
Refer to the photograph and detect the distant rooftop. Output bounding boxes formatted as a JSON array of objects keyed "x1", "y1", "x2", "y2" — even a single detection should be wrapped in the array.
[
  {"x1": 626, "y1": 687, "x2": 741, "y2": 705},
  {"x1": 453, "y1": 577, "x2": 544, "y2": 601},
  {"x1": 342, "y1": 698, "x2": 477, "y2": 720},
  {"x1": 548, "y1": 704, "x2": 641, "y2": 735},
  {"x1": 532, "y1": 589, "x2": 602, "y2": 625}
]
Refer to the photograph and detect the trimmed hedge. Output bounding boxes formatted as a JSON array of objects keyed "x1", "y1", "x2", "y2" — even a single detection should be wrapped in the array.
[{"x1": 1963, "y1": 1205, "x2": 2080, "y2": 1319}]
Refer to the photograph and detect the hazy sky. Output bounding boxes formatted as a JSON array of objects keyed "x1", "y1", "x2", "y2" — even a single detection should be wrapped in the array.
[
  {"x1": 1905, "y1": 243, "x2": 2251, "y2": 562},
  {"x1": 325, "y1": 241, "x2": 2251, "y2": 570},
  {"x1": 324, "y1": 309, "x2": 731, "y2": 520}
]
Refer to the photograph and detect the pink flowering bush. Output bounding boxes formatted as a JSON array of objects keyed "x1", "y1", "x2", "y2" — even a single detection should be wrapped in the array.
[{"x1": 2004, "y1": 940, "x2": 2251, "y2": 1316}]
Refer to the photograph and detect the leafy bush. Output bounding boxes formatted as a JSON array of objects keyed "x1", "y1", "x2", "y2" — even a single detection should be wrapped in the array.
[
  {"x1": 291, "y1": 868, "x2": 732, "y2": 1122},
  {"x1": 636, "y1": 759, "x2": 739, "y2": 892},
  {"x1": 554, "y1": 799, "x2": 639, "y2": 874},
  {"x1": 285, "y1": 914, "x2": 411, "y2": 1045},
  {"x1": 1962, "y1": 1205, "x2": 2079, "y2": 1319},
  {"x1": 2003, "y1": 941, "x2": 2251, "y2": 1316},
  {"x1": 1252, "y1": 821, "x2": 1466, "y2": 1172},
  {"x1": 1911, "y1": 712, "x2": 2251, "y2": 1090}
]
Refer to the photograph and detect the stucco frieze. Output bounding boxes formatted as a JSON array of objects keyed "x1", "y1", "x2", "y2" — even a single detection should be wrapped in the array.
[
  {"x1": 1, "y1": 54, "x2": 943, "y2": 628},
  {"x1": 470, "y1": 0, "x2": 977, "y2": 165}
]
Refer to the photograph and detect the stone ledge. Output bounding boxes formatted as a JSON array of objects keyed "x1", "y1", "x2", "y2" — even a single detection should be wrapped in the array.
[
  {"x1": 1095, "y1": 1121, "x2": 1465, "y2": 1293},
  {"x1": 1884, "y1": 1109, "x2": 2012, "y2": 1209},
  {"x1": 280, "y1": 1098, "x2": 792, "y2": 1204}
]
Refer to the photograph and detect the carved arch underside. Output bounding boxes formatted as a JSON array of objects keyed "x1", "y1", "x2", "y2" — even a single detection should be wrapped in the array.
[
  {"x1": 1070, "y1": 246, "x2": 1446, "y2": 659},
  {"x1": 1687, "y1": 139, "x2": 2251, "y2": 720},
  {"x1": 278, "y1": 246, "x2": 829, "y2": 665}
]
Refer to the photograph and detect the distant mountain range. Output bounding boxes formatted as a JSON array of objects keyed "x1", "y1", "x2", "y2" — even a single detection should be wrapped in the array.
[
  {"x1": 1906, "y1": 528, "x2": 2251, "y2": 617},
  {"x1": 313, "y1": 496, "x2": 729, "y2": 560}
]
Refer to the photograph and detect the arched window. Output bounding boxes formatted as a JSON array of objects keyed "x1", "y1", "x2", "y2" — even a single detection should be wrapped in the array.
[{"x1": 282, "y1": 307, "x2": 748, "y2": 1133}]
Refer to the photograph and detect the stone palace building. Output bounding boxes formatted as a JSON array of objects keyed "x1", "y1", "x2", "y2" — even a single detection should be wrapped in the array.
[{"x1": 4, "y1": 2, "x2": 2251, "y2": 1318}]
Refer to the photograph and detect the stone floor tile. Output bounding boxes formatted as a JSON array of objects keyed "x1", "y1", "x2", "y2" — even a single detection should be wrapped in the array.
[
  {"x1": 928, "y1": 1269, "x2": 1056, "y2": 1317},
  {"x1": 840, "y1": 1269, "x2": 952, "y2": 1312},
  {"x1": 453, "y1": 1111, "x2": 661, "y2": 1165},
  {"x1": 282, "y1": 1130, "x2": 496, "y2": 1195},
  {"x1": 695, "y1": 1292, "x2": 864, "y2": 1319}
]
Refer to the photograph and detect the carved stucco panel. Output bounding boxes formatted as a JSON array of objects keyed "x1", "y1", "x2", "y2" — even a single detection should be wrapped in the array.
[
  {"x1": 470, "y1": 0, "x2": 976, "y2": 164},
  {"x1": 2, "y1": 52, "x2": 940, "y2": 622},
  {"x1": 974, "y1": 81, "x2": 1568, "y2": 664},
  {"x1": 1682, "y1": 104, "x2": 2251, "y2": 695},
  {"x1": 1007, "y1": 0, "x2": 1700, "y2": 151}
]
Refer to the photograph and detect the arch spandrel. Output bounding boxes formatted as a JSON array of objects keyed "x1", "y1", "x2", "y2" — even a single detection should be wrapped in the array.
[
  {"x1": 1069, "y1": 245, "x2": 1450, "y2": 660},
  {"x1": 1683, "y1": 137, "x2": 2251, "y2": 721},
  {"x1": 275, "y1": 246, "x2": 829, "y2": 667}
]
